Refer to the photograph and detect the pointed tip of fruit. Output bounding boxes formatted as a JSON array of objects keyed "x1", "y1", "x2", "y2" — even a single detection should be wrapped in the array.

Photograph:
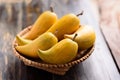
[
  {"x1": 37, "y1": 49, "x2": 44, "y2": 55},
  {"x1": 16, "y1": 35, "x2": 20, "y2": 39},
  {"x1": 64, "y1": 34, "x2": 73, "y2": 39},
  {"x1": 37, "y1": 49, "x2": 46, "y2": 59},
  {"x1": 38, "y1": 49, "x2": 41, "y2": 53},
  {"x1": 15, "y1": 35, "x2": 32, "y2": 46},
  {"x1": 15, "y1": 35, "x2": 21, "y2": 44}
]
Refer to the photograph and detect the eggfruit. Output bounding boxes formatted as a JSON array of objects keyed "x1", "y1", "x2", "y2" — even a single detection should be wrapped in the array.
[
  {"x1": 64, "y1": 25, "x2": 96, "y2": 50},
  {"x1": 23, "y1": 11, "x2": 58, "y2": 40},
  {"x1": 16, "y1": 32, "x2": 58, "y2": 58},
  {"x1": 47, "y1": 13, "x2": 80, "y2": 40},
  {"x1": 38, "y1": 39, "x2": 78, "y2": 64}
]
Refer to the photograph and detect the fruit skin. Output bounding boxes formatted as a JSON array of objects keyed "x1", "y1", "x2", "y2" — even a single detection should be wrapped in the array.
[
  {"x1": 38, "y1": 39, "x2": 78, "y2": 64},
  {"x1": 47, "y1": 13, "x2": 80, "y2": 40},
  {"x1": 16, "y1": 35, "x2": 32, "y2": 46},
  {"x1": 16, "y1": 32, "x2": 58, "y2": 58},
  {"x1": 64, "y1": 25, "x2": 96, "y2": 50},
  {"x1": 23, "y1": 11, "x2": 58, "y2": 40}
]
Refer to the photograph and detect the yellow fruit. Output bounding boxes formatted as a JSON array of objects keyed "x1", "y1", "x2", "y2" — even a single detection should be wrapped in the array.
[
  {"x1": 47, "y1": 13, "x2": 80, "y2": 40},
  {"x1": 23, "y1": 11, "x2": 58, "y2": 40},
  {"x1": 16, "y1": 35, "x2": 32, "y2": 46},
  {"x1": 16, "y1": 32, "x2": 58, "y2": 58},
  {"x1": 38, "y1": 39, "x2": 78, "y2": 64},
  {"x1": 64, "y1": 25, "x2": 96, "y2": 50}
]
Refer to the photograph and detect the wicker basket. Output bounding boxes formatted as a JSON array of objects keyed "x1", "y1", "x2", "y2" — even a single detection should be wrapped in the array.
[{"x1": 12, "y1": 26, "x2": 95, "y2": 75}]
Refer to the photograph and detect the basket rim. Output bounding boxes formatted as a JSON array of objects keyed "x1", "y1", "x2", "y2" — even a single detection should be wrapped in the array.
[{"x1": 12, "y1": 26, "x2": 95, "y2": 68}]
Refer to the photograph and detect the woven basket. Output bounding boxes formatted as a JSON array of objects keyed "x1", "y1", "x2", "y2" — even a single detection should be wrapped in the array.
[{"x1": 12, "y1": 26, "x2": 95, "y2": 75}]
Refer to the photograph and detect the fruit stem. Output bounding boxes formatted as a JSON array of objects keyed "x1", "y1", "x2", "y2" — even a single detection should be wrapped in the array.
[
  {"x1": 72, "y1": 33, "x2": 77, "y2": 41},
  {"x1": 50, "y1": 6, "x2": 54, "y2": 12},
  {"x1": 76, "y1": 11, "x2": 84, "y2": 16}
]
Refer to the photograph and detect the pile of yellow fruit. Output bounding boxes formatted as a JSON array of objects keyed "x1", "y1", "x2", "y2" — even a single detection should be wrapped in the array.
[{"x1": 15, "y1": 10, "x2": 96, "y2": 64}]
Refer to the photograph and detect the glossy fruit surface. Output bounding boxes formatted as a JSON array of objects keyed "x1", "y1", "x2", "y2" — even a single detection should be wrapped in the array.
[
  {"x1": 38, "y1": 39, "x2": 78, "y2": 64},
  {"x1": 23, "y1": 11, "x2": 58, "y2": 40},
  {"x1": 16, "y1": 32, "x2": 58, "y2": 58},
  {"x1": 47, "y1": 13, "x2": 80, "y2": 40},
  {"x1": 16, "y1": 35, "x2": 32, "y2": 46},
  {"x1": 64, "y1": 25, "x2": 96, "y2": 50}
]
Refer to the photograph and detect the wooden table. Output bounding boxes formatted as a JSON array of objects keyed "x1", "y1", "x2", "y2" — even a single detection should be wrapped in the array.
[{"x1": 0, "y1": 0, "x2": 120, "y2": 80}]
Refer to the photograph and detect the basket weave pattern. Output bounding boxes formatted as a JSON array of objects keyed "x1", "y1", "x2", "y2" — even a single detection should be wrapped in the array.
[{"x1": 12, "y1": 26, "x2": 95, "y2": 75}]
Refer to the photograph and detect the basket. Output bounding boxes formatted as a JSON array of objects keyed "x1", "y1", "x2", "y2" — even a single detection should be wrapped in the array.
[{"x1": 12, "y1": 26, "x2": 95, "y2": 75}]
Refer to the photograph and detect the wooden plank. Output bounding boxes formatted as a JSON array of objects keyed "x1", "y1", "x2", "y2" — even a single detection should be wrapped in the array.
[
  {"x1": 51, "y1": 0, "x2": 120, "y2": 80},
  {"x1": 98, "y1": 0, "x2": 120, "y2": 70},
  {"x1": 0, "y1": 1, "x2": 53, "y2": 80}
]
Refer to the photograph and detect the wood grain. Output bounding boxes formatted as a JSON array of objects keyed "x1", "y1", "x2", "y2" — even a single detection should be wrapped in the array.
[
  {"x1": 0, "y1": 0, "x2": 120, "y2": 80},
  {"x1": 98, "y1": 0, "x2": 120, "y2": 70},
  {"x1": 52, "y1": 0, "x2": 120, "y2": 80},
  {"x1": 0, "y1": 1, "x2": 53, "y2": 80}
]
